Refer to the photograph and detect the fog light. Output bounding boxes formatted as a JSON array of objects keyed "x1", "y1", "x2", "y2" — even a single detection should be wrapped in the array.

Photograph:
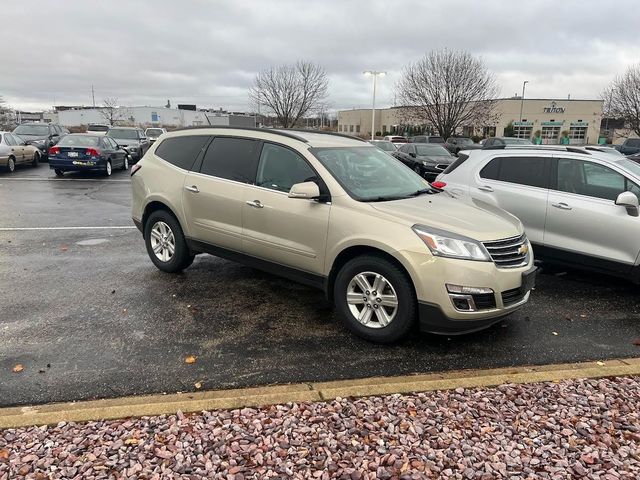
[
  {"x1": 446, "y1": 284, "x2": 494, "y2": 295},
  {"x1": 452, "y1": 297, "x2": 472, "y2": 311}
]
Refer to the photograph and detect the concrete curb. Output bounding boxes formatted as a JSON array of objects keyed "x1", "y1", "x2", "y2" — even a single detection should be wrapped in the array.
[{"x1": 2, "y1": 358, "x2": 639, "y2": 429}]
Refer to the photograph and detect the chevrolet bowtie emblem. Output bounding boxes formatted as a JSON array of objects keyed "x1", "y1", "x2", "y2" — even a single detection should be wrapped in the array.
[{"x1": 518, "y1": 244, "x2": 529, "y2": 256}]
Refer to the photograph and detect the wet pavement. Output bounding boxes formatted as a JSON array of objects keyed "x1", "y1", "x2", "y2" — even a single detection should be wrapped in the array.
[{"x1": 1, "y1": 165, "x2": 639, "y2": 407}]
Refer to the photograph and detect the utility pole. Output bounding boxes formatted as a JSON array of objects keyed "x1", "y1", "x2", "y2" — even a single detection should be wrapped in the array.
[
  {"x1": 518, "y1": 80, "x2": 529, "y2": 125},
  {"x1": 364, "y1": 71, "x2": 386, "y2": 140},
  {"x1": 91, "y1": 85, "x2": 96, "y2": 107}
]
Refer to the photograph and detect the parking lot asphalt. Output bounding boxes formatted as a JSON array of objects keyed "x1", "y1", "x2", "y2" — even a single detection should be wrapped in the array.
[{"x1": 1, "y1": 164, "x2": 640, "y2": 408}]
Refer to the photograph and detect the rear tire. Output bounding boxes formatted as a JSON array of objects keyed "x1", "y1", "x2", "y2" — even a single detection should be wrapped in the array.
[
  {"x1": 144, "y1": 210, "x2": 194, "y2": 273},
  {"x1": 54, "y1": 169, "x2": 64, "y2": 177},
  {"x1": 7, "y1": 157, "x2": 15, "y2": 173},
  {"x1": 104, "y1": 160, "x2": 112, "y2": 177},
  {"x1": 333, "y1": 255, "x2": 416, "y2": 343},
  {"x1": 121, "y1": 156, "x2": 129, "y2": 171},
  {"x1": 32, "y1": 152, "x2": 40, "y2": 167},
  {"x1": 413, "y1": 165, "x2": 422, "y2": 176}
]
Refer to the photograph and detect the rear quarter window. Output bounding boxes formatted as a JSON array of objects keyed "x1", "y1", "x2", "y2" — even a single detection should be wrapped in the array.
[
  {"x1": 442, "y1": 154, "x2": 469, "y2": 174},
  {"x1": 155, "y1": 136, "x2": 210, "y2": 171}
]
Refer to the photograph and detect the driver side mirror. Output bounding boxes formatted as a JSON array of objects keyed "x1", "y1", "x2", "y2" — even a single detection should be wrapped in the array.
[
  {"x1": 615, "y1": 191, "x2": 639, "y2": 217},
  {"x1": 288, "y1": 181, "x2": 320, "y2": 200}
]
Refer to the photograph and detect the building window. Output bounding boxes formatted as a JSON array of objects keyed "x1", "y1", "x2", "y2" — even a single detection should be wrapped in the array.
[
  {"x1": 350, "y1": 125, "x2": 354, "y2": 133},
  {"x1": 569, "y1": 126, "x2": 587, "y2": 140},
  {"x1": 356, "y1": 125, "x2": 360, "y2": 133},
  {"x1": 338, "y1": 125, "x2": 342, "y2": 132},
  {"x1": 382, "y1": 125, "x2": 387, "y2": 133},
  {"x1": 513, "y1": 126, "x2": 532, "y2": 139}
]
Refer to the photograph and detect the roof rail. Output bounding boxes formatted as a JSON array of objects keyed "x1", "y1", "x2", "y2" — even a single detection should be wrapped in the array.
[
  {"x1": 481, "y1": 144, "x2": 591, "y2": 155},
  {"x1": 172, "y1": 125, "x2": 309, "y2": 143},
  {"x1": 279, "y1": 128, "x2": 368, "y2": 143}
]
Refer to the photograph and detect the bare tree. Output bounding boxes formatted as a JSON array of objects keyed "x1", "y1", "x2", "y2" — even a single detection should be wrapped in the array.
[
  {"x1": 249, "y1": 61, "x2": 329, "y2": 128},
  {"x1": 602, "y1": 64, "x2": 640, "y2": 137},
  {"x1": 396, "y1": 49, "x2": 500, "y2": 139},
  {"x1": 0, "y1": 96, "x2": 14, "y2": 130},
  {"x1": 99, "y1": 97, "x2": 128, "y2": 126}
]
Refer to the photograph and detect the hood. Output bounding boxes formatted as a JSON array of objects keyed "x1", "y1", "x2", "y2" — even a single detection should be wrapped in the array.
[
  {"x1": 18, "y1": 134, "x2": 48, "y2": 141},
  {"x1": 416, "y1": 155, "x2": 453, "y2": 164},
  {"x1": 112, "y1": 139, "x2": 140, "y2": 146},
  {"x1": 369, "y1": 193, "x2": 522, "y2": 242}
]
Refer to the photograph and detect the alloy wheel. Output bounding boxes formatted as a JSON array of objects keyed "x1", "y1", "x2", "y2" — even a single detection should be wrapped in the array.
[
  {"x1": 8, "y1": 158, "x2": 15, "y2": 172},
  {"x1": 346, "y1": 271, "x2": 399, "y2": 329},
  {"x1": 150, "y1": 221, "x2": 175, "y2": 262},
  {"x1": 106, "y1": 161, "x2": 112, "y2": 176}
]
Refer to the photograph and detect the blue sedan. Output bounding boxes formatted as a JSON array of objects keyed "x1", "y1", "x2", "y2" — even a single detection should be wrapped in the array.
[{"x1": 48, "y1": 134, "x2": 129, "y2": 177}]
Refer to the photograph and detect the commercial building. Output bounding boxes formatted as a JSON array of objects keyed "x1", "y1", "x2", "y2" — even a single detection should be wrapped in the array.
[
  {"x1": 338, "y1": 98, "x2": 603, "y2": 145},
  {"x1": 50, "y1": 106, "x2": 256, "y2": 129}
]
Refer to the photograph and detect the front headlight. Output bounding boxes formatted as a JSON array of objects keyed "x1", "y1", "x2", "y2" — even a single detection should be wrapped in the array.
[
  {"x1": 32, "y1": 139, "x2": 45, "y2": 145},
  {"x1": 412, "y1": 225, "x2": 491, "y2": 261}
]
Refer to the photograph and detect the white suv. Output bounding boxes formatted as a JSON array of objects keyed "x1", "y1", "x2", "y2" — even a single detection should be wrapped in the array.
[{"x1": 437, "y1": 145, "x2": 640, "y2": 280}]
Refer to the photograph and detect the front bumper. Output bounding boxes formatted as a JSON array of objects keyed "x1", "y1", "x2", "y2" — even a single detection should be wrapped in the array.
[{"x1": 397, "y1": 249, "x2": 536, "y2": 334}]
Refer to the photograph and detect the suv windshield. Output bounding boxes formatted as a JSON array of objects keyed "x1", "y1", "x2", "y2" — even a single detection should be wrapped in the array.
[
  {"x1": 416, "y1": 145, "x2": 450, "y2": 156},
  {"x1": 87, "y1": 125, "x2": 109, "y2": 132},
  {"x1": 107, "y1": 129, "x2": 138, "y2": 140},
  {"x1": 14, "y1": 124, "x2": 49, "y2": 136},
  {"x1": 312, "y1": 146, "x2": 433, "y2": 201},
  {"x1": 369, "y1": 141, "x2": 396, "y2": 152},
  {"x1": 146, "y1": 129, "x2": 164, "y2": 136}
]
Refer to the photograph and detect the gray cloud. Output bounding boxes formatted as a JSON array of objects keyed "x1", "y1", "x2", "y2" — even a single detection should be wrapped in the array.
[{"x1": 2, "y1": 0, "x2": 639, "y2": 113}]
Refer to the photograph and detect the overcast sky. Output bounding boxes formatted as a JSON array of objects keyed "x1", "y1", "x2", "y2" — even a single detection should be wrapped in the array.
[{"x1": 2, "y1": 0, "x2": 639, "y2": 114}]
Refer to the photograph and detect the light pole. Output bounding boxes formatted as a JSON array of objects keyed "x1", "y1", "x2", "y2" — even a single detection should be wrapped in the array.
[
  {"x1": 518, "y1": 80, "x2": 529, "y2": 126},
  {"x1": 364, "y1": 71, "x2": 386, "y2": 140}
]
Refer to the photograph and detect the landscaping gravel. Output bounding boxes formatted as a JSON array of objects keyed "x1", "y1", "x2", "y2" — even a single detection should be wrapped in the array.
[{"x1": 1, "y1": 376, "x2": 639, "y2": 479}]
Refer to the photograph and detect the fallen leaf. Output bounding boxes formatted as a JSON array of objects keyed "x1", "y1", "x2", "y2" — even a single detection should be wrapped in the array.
[
  {"x1": 185, "y1": 355, "x2": 197, "y2": 364},
  {"x1": 194, "y1": 382, "x2": 202, "y2": 389},
  {"x1": 12, "y1": 364, "x2": 23, "y2": 373},
  {"x1": 38, "y1": 369, "x2": 45, "y2": 374},
  {"x1": 596, "y1": 361, "x2": 605, "y2": 366},
  {"x1": 60, "y1": 244, "x2": 68, "y2": 252},
  {"x1": 111, "y1": 290, "x2": 116, "y2": 294},
  {"x1": 124, "y1": 438, "x2": 139, "y2": 445},
  {"x1": 552, "y1": 332, "x2": 559, "y2": 336},
  {"x1": 0, "y1": 449, "x2": 9, "y2": 460},
  {"x1": 580, "y1": 314, "x2": 587, "y2": 318}
]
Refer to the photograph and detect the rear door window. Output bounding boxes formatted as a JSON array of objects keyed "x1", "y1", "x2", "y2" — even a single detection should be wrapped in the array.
[
  {"x1": 155, "y1": 136, "x2": 210, "y2": 171},
  {"x1": 199, "y1": 137, "x2": 260, "y2": 183}
]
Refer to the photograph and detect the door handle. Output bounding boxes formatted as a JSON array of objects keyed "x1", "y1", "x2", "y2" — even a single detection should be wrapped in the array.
[
  {"x1": 246, "y1": 200, "x2": 264, "y2": 208},
  {"x1": 184, "y1": 185, "x2": 199, "y2": 193},
  {"x1": 478, "y1": 185, "x2": 494, "y2": 192},
  {"x1": 551, "y1": 202, "x2": 572, "y2": 210}
]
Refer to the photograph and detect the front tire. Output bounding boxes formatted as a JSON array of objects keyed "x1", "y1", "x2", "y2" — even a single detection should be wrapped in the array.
[
  {"x1": 121, "y1": 156, "x2": 129, "y2": 171},
  {"x1": 6, "y1": 157, "x2": 15, "y2": 173},
  {"x1": 54, "y1": 169, "x2": 64, "y2": 177},
  {"x1": 32, "y1": 152, "x2": 40, "y2": 167},
  {"x1": 144, "y1": 210, "x2": 194, "y2": 273},
  {"x1": 333, "y1": 255, "x2": 417, "y2": 343},
  {"x1": 413, "y1": 165, "x2": 423, "y2": 177}
]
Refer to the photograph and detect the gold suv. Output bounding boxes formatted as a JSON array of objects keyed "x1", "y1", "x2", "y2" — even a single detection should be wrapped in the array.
[{"x1": 131, "y1": 128, "x2": 536, "y2": 343}]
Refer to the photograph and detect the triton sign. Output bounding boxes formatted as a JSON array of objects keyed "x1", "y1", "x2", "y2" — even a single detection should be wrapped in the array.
[{"x1": 543, "y1": 101, "x2": 565, "y2": 114}]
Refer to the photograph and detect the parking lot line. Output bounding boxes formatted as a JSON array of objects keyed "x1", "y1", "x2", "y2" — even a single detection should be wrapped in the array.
[
  {"x1": 2, "y1": 358, "x2": 638, "y2": 429},
  {"x1": 0, "y1": 226, "x2": 137, "y2": 231}
]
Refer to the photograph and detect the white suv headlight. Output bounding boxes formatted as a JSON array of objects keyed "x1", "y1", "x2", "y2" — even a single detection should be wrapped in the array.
[{"x1": 412, "y1": 225, "x2": 491, "y2": 262}]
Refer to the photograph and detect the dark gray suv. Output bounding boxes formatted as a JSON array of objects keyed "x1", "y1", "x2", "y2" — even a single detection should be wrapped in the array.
[{"x1": 106, "y1": 127, "x2": 150, "y2": 163}]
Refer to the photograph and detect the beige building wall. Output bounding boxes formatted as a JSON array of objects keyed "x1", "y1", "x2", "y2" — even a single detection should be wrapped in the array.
[{"x1": 338, "y1": 99, "x2": 603, "y2": 144}]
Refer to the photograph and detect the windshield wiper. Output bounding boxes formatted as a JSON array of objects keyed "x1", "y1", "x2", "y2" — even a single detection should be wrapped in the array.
[
  {"x1": 364, "y1": 195, "x2": 409, "y2": 202},
  {"x1": 406, "y1": 188, "x2": 434, "y2": 197}
]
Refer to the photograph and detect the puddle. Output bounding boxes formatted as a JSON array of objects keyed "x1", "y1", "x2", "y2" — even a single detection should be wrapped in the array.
[{"x1": 76, "y1": 238, "x2": 108, "y2": 246}]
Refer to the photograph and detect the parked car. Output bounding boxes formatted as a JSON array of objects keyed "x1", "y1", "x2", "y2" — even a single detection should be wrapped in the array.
[
  {"x1": 445, "y1": 137, "x2": 482, "y2": 155},
  {"x1": 409, "y1": 135, "x2": 445, "y2": 144},
  {"x1": 614, "y1": 138, "x2": 640, "y2": 156},
  {"x1": 368, "y1": 140, "x2": 397, "y2": 155},
  {"x1": 86, "y1": 124, "x2": 111, "y2": 135},
  {"x1": 12, "y1": 122, "x2": 64, "y2": 160},
  {"x1": 436, "y1": 145, "x2": 640, "y2": 280},
  {"x1": 131, "y1": 127, "x2": 535, "y2": 343},
  {"x1": 145, "y1": 127, "x2": 167, "y2": 144},
  {"x1": 382, "y1": 135, "x2": 408, "y2": 147},
  {"x1": 392, "y1": 143, "x2": 455, "y2": 181},
  {"x1": 0, "y1": 131, "x2": 41, "y2": 172},
  {"x1": 48, "y1": 133, "x2": 129, "y2": 177},
  {"x1": 106, "y1": 127, "x2": 150, "y2": 163},
  {"x1": 483, "y1": 137, "x2": 533, "y2": 147}
]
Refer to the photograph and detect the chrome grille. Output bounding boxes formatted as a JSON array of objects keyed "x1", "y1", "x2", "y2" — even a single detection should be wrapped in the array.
[{"x1": 482, "y1": 234, "x2": 529, "y2": 268}]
